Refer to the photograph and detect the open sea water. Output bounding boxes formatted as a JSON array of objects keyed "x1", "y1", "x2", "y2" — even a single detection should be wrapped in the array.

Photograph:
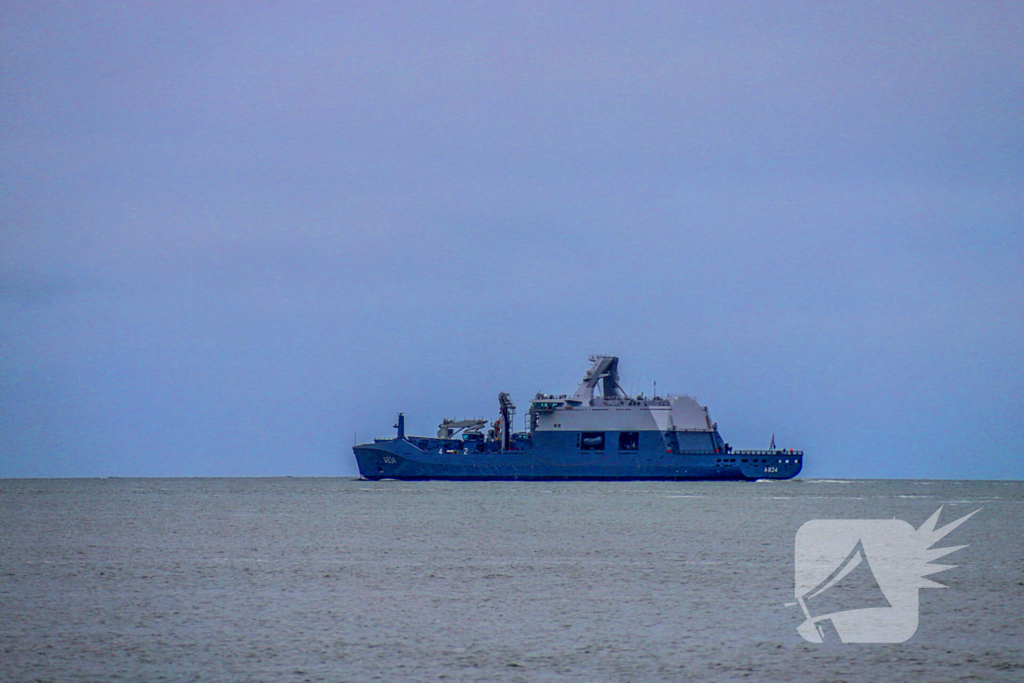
[{"x1": 1, "y1": 478, "x2": 1021, "y2": 682}]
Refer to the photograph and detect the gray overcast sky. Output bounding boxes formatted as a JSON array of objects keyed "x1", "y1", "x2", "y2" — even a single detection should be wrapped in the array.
[{"x1": 2, "y1": 2, "x2": 1021, "y2": 479}]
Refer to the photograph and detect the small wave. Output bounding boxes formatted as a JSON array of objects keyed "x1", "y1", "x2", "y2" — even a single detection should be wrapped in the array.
[{"x1": 946, "y1": 499, "x2": 996, "y2": 504}]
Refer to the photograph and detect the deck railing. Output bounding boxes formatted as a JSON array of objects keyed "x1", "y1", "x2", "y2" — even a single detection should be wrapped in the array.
[{"x1": 732, "y1": 450, "x2": 803, "y2": 456}]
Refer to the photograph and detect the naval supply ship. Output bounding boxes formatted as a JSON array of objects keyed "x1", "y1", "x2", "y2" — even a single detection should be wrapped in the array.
[{"x1": 353, "y1": 356, "x2": 802, "y2": 481}]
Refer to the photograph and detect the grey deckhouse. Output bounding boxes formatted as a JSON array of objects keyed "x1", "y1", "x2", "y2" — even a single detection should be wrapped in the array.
[{"x1": 529, "y1": 355, "x2": 714, "y2": 435}]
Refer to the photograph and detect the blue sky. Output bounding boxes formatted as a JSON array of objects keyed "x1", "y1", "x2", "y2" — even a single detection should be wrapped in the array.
[{"x1": 2, "y1": 2, "x2": 1021, "y2": 479}]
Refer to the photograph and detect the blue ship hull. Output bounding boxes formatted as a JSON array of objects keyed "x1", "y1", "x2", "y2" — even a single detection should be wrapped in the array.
[{"x1": 354, "y1": 432, "x2": 802, "y2": 481}]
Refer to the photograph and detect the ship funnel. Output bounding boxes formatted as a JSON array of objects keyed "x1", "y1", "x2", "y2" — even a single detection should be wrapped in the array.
[{"x1": 570, "y1": 356, "x2": 627, "y2": 405}]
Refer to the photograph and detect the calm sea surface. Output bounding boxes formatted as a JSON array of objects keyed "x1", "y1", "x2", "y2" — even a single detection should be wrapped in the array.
[{"x1": 1, "y1": 478, "x2": 1021, "y2": 682}]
